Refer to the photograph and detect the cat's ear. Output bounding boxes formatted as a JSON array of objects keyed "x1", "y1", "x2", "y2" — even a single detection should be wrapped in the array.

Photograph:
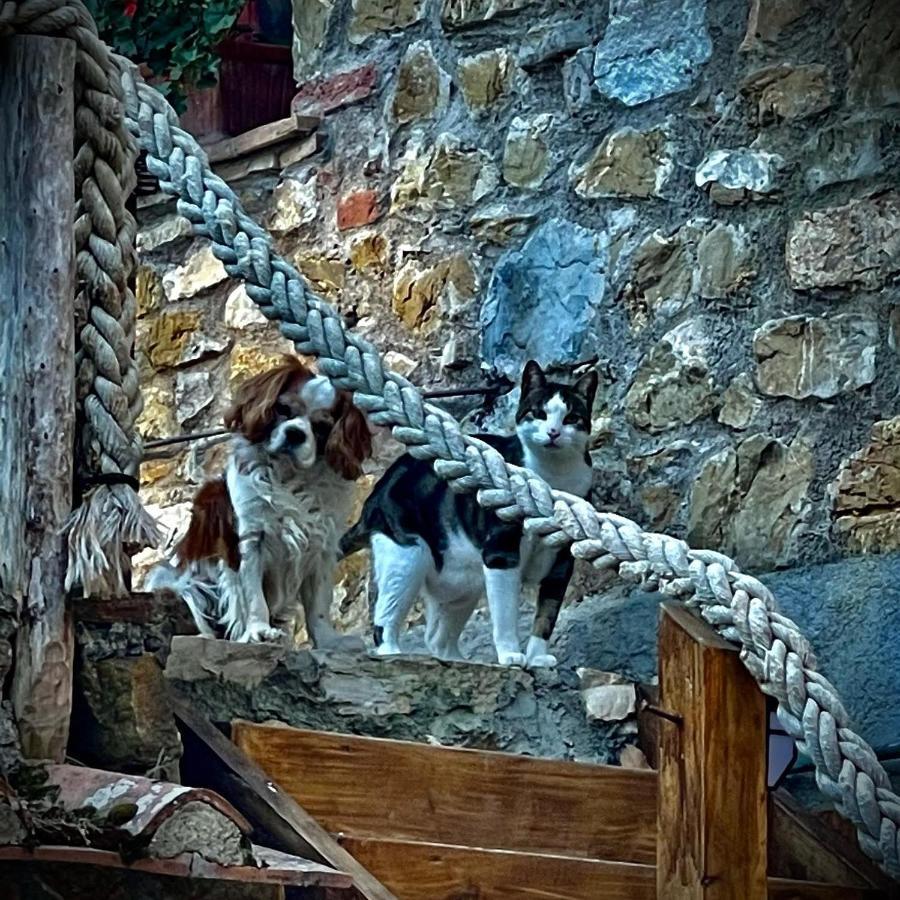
[
  {"x1": 521, "y1": 360, "x2": 546, "y2": 394},
  {"x1": 573, "y1": 369, "x2": 599, "y2": 409}
]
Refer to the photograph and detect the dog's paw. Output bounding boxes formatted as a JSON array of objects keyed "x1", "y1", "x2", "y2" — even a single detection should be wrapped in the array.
[
  {"x1": 527, "y1": 653, "x2": 558, "y2": 669},
  {"x1": 242, "y1": 622, "x2": 286, "y2": 643},
  {"x1": 497, "y1": 650, "x2": 527, "y2": 667}
]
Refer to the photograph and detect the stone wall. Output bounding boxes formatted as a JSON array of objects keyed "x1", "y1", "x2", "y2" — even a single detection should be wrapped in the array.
[{"x1": 134, "y1": 0, "x2": 900, "y2": 633}]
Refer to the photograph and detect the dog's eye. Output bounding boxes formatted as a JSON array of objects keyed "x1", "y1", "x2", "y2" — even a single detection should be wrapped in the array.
[{"x1": 274, "y1": 402, "x2": 292, "y2": 417}]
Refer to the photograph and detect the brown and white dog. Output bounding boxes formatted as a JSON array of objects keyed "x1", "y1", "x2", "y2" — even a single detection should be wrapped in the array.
[{"x1": 149, "y1": 357, "x2": 372, "y2": 646}]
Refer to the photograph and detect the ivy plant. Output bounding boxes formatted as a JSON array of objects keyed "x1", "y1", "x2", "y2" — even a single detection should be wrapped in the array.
[{"x1": 86, "y1": 0, "x2": 247, "y2": 112}]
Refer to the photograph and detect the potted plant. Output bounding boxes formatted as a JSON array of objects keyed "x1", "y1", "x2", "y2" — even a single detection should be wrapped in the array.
[{"x1": 85, "y1": 0, "x2": 247, "y2": 115}]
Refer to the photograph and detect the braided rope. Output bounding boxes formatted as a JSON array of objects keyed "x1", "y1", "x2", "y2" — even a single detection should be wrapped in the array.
[
  {"x1": 2, "y1": 0, "x2": 899, "y2": 880},
  {"x1": 1, "y1": 0, "x2": 160, "y2": 597}
]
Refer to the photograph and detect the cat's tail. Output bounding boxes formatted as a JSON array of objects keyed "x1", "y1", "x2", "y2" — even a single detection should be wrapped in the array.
[{"x1": 338, "y1": 519, "x2": 370, "y2": 559}]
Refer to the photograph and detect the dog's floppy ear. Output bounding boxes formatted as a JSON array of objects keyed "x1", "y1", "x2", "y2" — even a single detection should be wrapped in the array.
[
  {"x1": 325, "y1": 392, "x2": 373, "y2": 480},
  {"x1": 225, "y1": 356, "x2": 311, "y2": 442}
]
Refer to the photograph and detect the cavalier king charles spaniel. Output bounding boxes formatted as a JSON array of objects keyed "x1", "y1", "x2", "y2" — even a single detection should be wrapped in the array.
[{"x1": 149, "y1": 357, "x2": 372, "y2": 646}]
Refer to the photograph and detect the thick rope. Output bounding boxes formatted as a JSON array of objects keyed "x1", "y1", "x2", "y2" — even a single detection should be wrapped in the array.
[
  {"x1": 1, "y1": 0, "x2": 160, "y2": 597},
  {"x1": 2, "y1": 0, "x2": 899, "y2": 879}
]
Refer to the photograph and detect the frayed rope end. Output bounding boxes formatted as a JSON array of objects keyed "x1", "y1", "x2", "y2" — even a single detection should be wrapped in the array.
[{"x1": 62, "y1": 483, "x2": 162, "y2": 597}]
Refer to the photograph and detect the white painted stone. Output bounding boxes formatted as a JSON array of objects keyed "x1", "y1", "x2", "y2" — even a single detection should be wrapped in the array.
[
  {"x1": 162, "y1": 245, "x2": 228, "y2": 301},
  {"x1": 224, "y1": 285, "x2": 268, "y2": 329}
]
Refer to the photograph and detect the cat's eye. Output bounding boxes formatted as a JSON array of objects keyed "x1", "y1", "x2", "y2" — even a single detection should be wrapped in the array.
[
  {"x1": 564, "y1": 413, "x2": 581, "y2": 425},
  {"x1": 532, "y1": 409, "x2": 547, "y2": 420}
]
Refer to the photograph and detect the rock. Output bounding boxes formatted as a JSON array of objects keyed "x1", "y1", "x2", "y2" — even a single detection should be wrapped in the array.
[
  {"x1": 292, "y1": 0, "x2": 336, "y2": 78},
  {"x1": 392, "y1": 254, "x2": 477, "y2": 332},
  {"x1": 162, "y1": 245, "x2": 228, "y2": 301},
  {"x1": 740, "y1": 0, "x2": 808, "y2": 49},
  {"x1": 843, "y1": 0, "x2": 900, "y2": 109},
  {"x1": 718, "y1": 373, "x2": 762, "y2": 430},
  {"x1": 741, "y1": 64, "x2": 833, "y2": 122},
  {"x1": 688, "y1": 435, "x2": 813, "y2": 571},
  {"x1": 638, "y1": 483, "x2": 681, "y2": 530},
  {"x1": 619, "y1": 744, "x2": 651, "y2": 769},
  {"x1": 480, "y1": 218, "x2": 608, "y2": 377},
  {"x1": 440, "y1": 333, "x2": 475, "y2": 371},
  {"x1": 592, "y1": 0, "x2": 712, "y2": 107},
  {"x1": 441, "y1": 0, "x2": 531, "y2": 28},
  {"x1": 458, "y1": 49, "x2": 519, "y2": 111},
  {"x1": 832, "y1": 417, "x2": 900, "y2": 554},
  {"x1": 516, "y1": 17, "x2": 595, "y2": 68},
  {"x1": 140, "y1": 458, "x2": 178, "y2": 490},
  {"x1": 786, "y1": 193, "x2": 900, "y2": 290},
  {"x1": 167, "y1": 635, "x2": 629, "y2": 763},
  {"x1": 269, "y1": 172, "x2": 318, "y2": 234},
  {"x1": 349, "y1": 232, "x2": 391, "y2": 273},
  {"x1": 230, "y1": 342, "x2": 297, "y2": 386},
  {"x1": 696, "y1": 223, "x2": 755, "y2": 298},
  {"x1": 578, "y1": 669, "x2": 637, "y2": 722},
  {"x1": 177, "y1": 333, "x2": 229, "y2": 367},
  {"x1": 391, "y1": 134, "x2": 500, "y2": 212},
  {"x1": 337, "y1": 189, "x2": 381, "y2": 230},
  {"x1": 142, "y1": 311, "x2": 203, "y2": 369},
  {"x1": 348, "y1": 0, "x2": 424, "y2": 43},
  {"x1": 624, "y1": 230, "x2": 692, "y2": 319},
  {"x1": 391, "y1": 41, "x2": 448, "y2": 124},
  {"x1": 570, "y1": 126, "x2": 672, "y2": 199},
  {"x1": 383, "y1": 350, "x2": 419, "y2": 377},
  {"x1": 469, "y1": 206, "x2": 538, "y2": 245},
  {"x1": 224, "y1": 285, "x2": 268, "y2": 329},
  {"x1": 562, "y1": 47, "x2": 595, "y2": 113},
  {"x1": 695, "y1": 147, "x2": 784, "y2": 204},
  {"x1": 135, "y1": 381, "x2": 176, "y2": 439},
  {"x1": 136, "y1": 265, "x2": 164, "y2": 318},
  {"x1": 294, "y1": 253, "x2": 346, "y2": 295},
  {"x1": 802, "y1": 120, "x2": 886, "y2": 193},
  {"x1": 625, "y1": 320, "x2": 716, "y2": 433},
  {"x1": 292, "y1": 62, "x2": 378, "y2": 117},
  {"x1": 137, "y1": 216, "x2": 192, "y2": 253},
  {"x1": 502, "y1": 115, "x2": 552, "y2": 189},
  {"x1": 754, "y1": 314, "x2": 878, "y2": 401},
  {"x1": 76, "y1": 654, "x2": 182, "y2": 772},
  {"x1": 175, "y1": 370, "x2": 215, "y2": 425}
]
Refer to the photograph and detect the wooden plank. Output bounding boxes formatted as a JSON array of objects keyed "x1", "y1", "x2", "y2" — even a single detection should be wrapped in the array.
[
  {"x1": 770, "y1": 789, "x2": 896, "y2": 894},
  {"x1": 657, "y1": 602, "x2": 768, "y2": 899},
  {"x1": 168, "y1": 690, "x2": 396, "y2": 900},
  {"x1": 0, "y1": 35, "x2": 77, "y2": 762},
  {"x1": 204, "y1": 114, "x2": 320, "y2": 163},
  {"x1": 768, "y1": 877, "x2": 885, "y2": 899},
  {"x1": 338, "y1": 837, "x2": 656, "y2": 900},
  {"x1": 232, "y1": 721, "x2": 658, "y2": 864}
]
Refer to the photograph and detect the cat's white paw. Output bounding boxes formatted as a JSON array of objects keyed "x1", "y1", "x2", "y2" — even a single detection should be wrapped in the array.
[
  {"x1": 527, "y1": 653, "x2": 558, "y2": 669},
  {"x1": 241, "y1": 622, "x2": 286, "y2": 643},
  {"x1": 497, "y1": 651, "x2": 527, "y2": 667},
  {"x1": 373, "y1": 642, "x2": 403, "y2": 657}
]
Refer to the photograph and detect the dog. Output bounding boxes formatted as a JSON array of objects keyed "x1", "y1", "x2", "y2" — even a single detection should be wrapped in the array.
[{"x1": 149, "y1": 357, "x2": 372, "y2": 646}]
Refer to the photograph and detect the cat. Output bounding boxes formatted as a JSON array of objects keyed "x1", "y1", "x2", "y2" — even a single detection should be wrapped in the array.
[{"x1": 340, "y1": 360, "x2": 597, "y2": 668}]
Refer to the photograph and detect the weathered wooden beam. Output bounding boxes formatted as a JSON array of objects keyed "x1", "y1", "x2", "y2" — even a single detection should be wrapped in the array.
[
  {"x1": 168, "y1": 691, "x2": 396, "y2": 900},
  {"x1": 656, "y1": 602, "x2": 768, "y2": 899},
  {"x1": 0, "y1": 35, "x2": 77, "y2": 762},
  {"x1": 232, "y1": 721, "x2": 658, "y2": 865},
  {"x1": 204, "y1": 114, "x2": 320, "y2": 163}
]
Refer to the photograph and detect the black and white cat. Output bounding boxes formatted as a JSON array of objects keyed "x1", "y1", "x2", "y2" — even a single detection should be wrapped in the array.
[{"x1": 340, "y1": 361, "x2": 597, "y2": 668}]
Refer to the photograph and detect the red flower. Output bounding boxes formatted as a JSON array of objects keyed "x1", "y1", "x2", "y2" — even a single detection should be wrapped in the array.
[{"x1": 124, "y1": 0, "x2": 137, "y2": 16}]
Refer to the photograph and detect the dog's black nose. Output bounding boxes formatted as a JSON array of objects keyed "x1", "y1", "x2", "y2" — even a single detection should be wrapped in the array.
[{"x1": 283, "y1": 426, "x2": 307, "y2": 447}]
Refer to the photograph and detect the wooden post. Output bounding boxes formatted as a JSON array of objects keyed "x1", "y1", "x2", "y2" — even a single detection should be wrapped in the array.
[
  {"x1": 0, "y1": 36, "x2": 77, "y2": 762},
  {"x1": 657, "y1": 602, "x2": 768, "y2": 899}
]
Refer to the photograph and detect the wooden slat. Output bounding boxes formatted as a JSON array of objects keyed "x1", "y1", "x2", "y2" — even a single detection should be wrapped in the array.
[
  {"x1": 232, "y1": 721, "x2": 657, "y2": 864},
  {"x1": 657, "y1": 603, "x2": 768, "y2": 899},
  {"x1": 204, "y1": 114, "x2": 319, "y2": 163},
  {"x1": 0, "y1": 35, "x2": 77, "y2": 762},
  {"x1": 770, "y1": 789, "x2": 895, "y2": 894},
  {"x1": 339, "y1": 837, "x2": 656, "y2": 900},
  {"x1": 168, "y1": 691, "x2": 395, "y2": 900},
  {"x1": 768, "y1": 877, "x2": 886, "y2": 899}
]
